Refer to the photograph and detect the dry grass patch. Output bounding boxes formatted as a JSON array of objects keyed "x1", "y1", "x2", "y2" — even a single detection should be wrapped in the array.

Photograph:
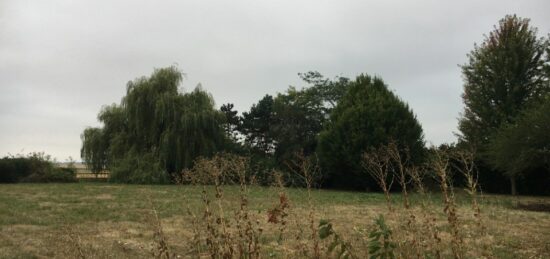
[{"x1": 0, "y1": 183, "x2": 549, "y2": 258}]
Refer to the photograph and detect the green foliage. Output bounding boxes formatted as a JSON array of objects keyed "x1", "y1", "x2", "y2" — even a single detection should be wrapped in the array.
[
  {"x1": 247, "y1": 154, "x2": 278, "y2": 185},
  {"x1": 240, "y1": 95, "x2": 276, "y2": 154},
  {"x1": 220, "y1": 103, "x2": 241, "y2": 145},
  {"x1": 319, "y1": 219, "x2": 355, "y2": 259},
  {"x1": 81, "y1": 66, "x2": 226, "y2": 183},
  {"x1": 109, "y1": 150, "x2": 168, "y2": 184},
  {"x1": 457, "y1": 15, "x2": 550, "y2": 194},
  {"x1": 80, "y1": 127, "x2": 107, "y2": 174},
  {"x1": 298, "y1": 71, "x2": 350, "y2": 112},
  {"x1": 272, "y1": 72, "x2": 350, "y2": 163},
  {"x1": 239, "y1": 72, "x2": 350, "y2": 186},
  {"x1": 0, "y1": 153, "x2": 76, "y2": 183},
  {"x1": 0, "y1": 157, "x2": 32, "y2": 183},
  {"x1": 317, "y1": 74, "x2": 425, "y2": 189},
  {"x1": 487, "y1": 97, "x2": 550, "y2": 176},
  {"x1": 459, "y1": 15, "x2": 549, "y2": 148},
  {"x1": 24, "y1": 167, "x2": 77, "y2": 183},
  {"x1": 368, "y1": 215, "x2": 396, "y2": 259},
  {"x1": 271, "y1": 86, "x2": 325, "y2": 163}
]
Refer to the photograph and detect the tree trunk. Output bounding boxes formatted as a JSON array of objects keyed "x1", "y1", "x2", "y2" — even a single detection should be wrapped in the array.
[{"x1": 510, "y1": 176, "x2": 517, "y2": 196}]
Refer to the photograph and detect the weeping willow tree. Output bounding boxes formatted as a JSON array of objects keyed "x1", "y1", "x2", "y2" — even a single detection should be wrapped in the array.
[
  {"x1": 80, "y1": 127, "x2": 107, "y2": 175},
  {"x1": 81, "y1": 66, "x2": 225, "y2": 183}
]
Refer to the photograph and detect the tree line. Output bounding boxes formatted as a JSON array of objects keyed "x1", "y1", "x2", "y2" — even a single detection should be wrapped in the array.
[{"x1": 81, "y1": 15, "x2": 550, "y2": 194}]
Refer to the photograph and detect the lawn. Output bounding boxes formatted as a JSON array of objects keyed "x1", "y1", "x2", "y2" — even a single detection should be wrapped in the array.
[{"x1": 0, "y1": 183, "x2": 549, "y2": 258}]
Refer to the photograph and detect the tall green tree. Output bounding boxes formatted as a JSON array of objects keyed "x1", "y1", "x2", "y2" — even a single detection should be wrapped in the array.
[
  {"x1": 317, "y1": 74, "x2": 424, "y2": 190},
  {"x1": 458, "y1": 15, "x2": 549, "y2": 194},
  {"x1": 270, "y1": 86, "x2": 326, "y2": 164},
  {"x1": 81, "y1": 66, "x2": 225, "y2": 183},
  {"x1": 220, "y1": 103, "x2": 241, "y2": 141},
  {"x1": 238, "y1": 72, "x2": 351, "y2": 185},
  {"x1": 240, "y1": 73, "x2": 350, "y2": 156},
  {"x1": 240, "y1": 95, "x2": 276, "y2": 154}
]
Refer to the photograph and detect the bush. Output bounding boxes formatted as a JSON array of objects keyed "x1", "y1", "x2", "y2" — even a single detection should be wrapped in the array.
[
  {"x1": 0, "y1": 153, "x2": 77, "y2": 183},
  {"x1": 50, "y1": 168, "x2": 78, "y2": 182},
  {"x1": 0, "y1": 157, "x2": 30, "y2": 183}
]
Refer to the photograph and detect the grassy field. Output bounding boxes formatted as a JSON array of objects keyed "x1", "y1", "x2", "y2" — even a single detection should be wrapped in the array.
[{"x1": 0, "y1": 183, "x2": 549, "y2": 258}]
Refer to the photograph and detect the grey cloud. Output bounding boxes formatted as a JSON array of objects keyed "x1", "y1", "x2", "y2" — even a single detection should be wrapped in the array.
[{"x1": 1, "y1": 0, "x2": 549, "y2": 160}]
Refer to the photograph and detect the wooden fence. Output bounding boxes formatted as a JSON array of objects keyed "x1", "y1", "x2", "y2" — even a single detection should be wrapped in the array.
[{"x1": 57, "y1": 163, "x2": 110, "y2": 181}]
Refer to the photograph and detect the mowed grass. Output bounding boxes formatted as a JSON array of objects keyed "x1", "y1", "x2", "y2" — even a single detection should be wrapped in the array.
[{"x1": 0, "y1": 183, "x2": 549, "y2": 258}]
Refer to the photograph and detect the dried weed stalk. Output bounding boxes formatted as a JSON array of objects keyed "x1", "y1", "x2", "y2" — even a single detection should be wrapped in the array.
[
  {"x1": 181, "y1": 153, "x2": 264, "y2": 258},
  {"x1": 453, "y1": 149, "x2": 491, "y2": 258},
  {"x1": 408, "y1": 165, "x2": 442, "y2": 259},
  {"x1": 146, "y1": 194, "x2": 172, "y2": 259},
  {"x1": 234, "y1": 156, "x2": 262, "y2": 258},
  {"x1": 432, "y1": 149, "x2": 463, "y2": 259},
  {"x1": 267, "y1": 170, "x2": 290, "y2": 244},
  {"x1": 385, "y1": 142, "x2": 424, "y2": 258},
  {"x1": 362, "y1": 146, "x2": 394, "y2": 212},
  {"x1": 287, "y1": 151, "x2": 321, "y2": 258},
  {"x1": 453, "y1": 149, "x2": 484, "y2": 234},
  {"x1": 386, "y1": 141, "x2": 411, "y2": 210}
]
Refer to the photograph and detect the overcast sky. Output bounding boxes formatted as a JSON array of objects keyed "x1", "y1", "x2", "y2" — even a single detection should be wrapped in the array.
[{"x1": 1, "y1": 1, "x2": 549, "y2": 161}]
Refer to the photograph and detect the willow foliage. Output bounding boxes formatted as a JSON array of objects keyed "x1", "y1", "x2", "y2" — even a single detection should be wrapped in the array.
[
  {"x1": 81, "y1": 66, "x2": 225, "y2": 183},
  {"x1": 80, "y1": 127, "x2": 107, "y2": 174}
]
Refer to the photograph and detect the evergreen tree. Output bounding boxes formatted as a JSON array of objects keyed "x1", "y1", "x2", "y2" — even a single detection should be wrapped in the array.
[
  {"x1": 240, "y1": 95, "x2": 276, "y2": 154},
  {"x1": 271, "y1": 86, "x2": 326, "y2": 164},
  {"x1": 220, "y1": 103, "x2": 241, "y2": 142},
  {"x1": 317, "y1": 74, "x2": 425, "y2": 189},
  {"x1": 238, "y1": 72, "x2": 350, "y2": 185}
]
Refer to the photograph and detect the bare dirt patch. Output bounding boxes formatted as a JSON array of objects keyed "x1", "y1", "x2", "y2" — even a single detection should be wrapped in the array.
[{"x1": 516, "y1": 201, "x2": 550, "y2": 212}]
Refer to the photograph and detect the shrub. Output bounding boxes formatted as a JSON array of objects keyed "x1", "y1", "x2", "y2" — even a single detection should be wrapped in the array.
[
  {"x1": 0, "y1": 157, "x2": 30, "y2": 183},
  {"x1": 0, "y1": 153, "x2": 77, "y2": 183},
  {"x1": 368, "y1": 215, "x2": 397, "y2": 259}
]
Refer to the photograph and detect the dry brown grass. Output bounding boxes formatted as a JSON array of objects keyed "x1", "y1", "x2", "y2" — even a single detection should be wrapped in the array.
[
  {"x1": 0, "y1": 189, "x2": 549, "y2": 258},
  {"x1": 0, "y1": 157, "x2": 549, "y2": 258}
]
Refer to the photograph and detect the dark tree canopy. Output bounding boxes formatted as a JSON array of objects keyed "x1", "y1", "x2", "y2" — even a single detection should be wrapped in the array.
[
  {"x1": 240, "y1": 72, "x2": 351, "y2": 156},
  {"x1": 317, "y1": 74, "x2": 425, "y2": 190},
  {"x1": 81, "y1": 66, "x2": 226, "y2": 183},
  {"x1": 487, "y1": 97, "x2": 550, "y2": 176},
  {"x1": 240, "y1": 95, "x2": 276, "y2": 155},
  {"x1": 457, "y1": 15, "x2": 550, "y2": 194},
  {"x1": 270, "y1": 86, "x2": 326, "y2": 164},
  {"x1": 235, "y1": 72, "x2": 352, "y2": 185},
  {"x1": 80, "y1": 127, "x2": 107, "y2": 174},
  {"x1": 220, "y1": 103, "x2": 240, "y2": 141},
  {"x1": 298, "y1": 71, "x2": 350, "y2": 112},
  {"x1": 458, "y1": 15, "x2": 549, "y2": 148}
]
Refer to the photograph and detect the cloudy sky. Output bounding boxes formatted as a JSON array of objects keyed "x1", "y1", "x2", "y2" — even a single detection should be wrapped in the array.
[{"x1": 1, "y1": 1, "x2": 549, "y2": 161}]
